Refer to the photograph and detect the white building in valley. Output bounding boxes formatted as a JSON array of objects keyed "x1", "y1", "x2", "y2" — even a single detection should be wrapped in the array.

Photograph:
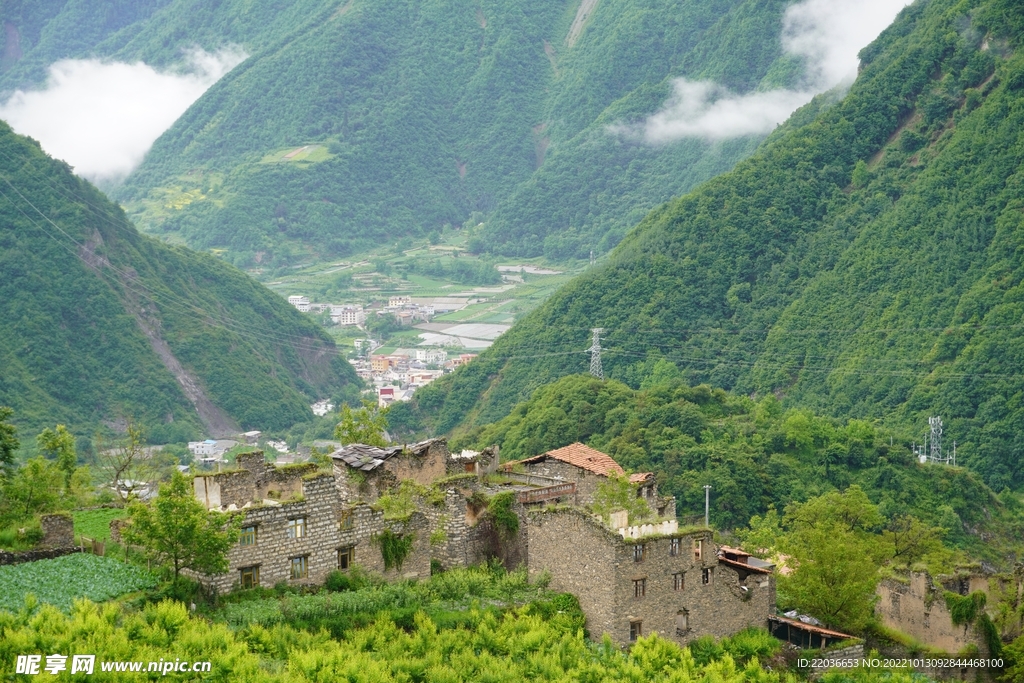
[{"x1": 287, "y1": 295, "x2": 310, "y2": 312}]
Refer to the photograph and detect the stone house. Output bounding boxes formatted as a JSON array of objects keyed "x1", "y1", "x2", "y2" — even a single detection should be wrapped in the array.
[
  {"x1": 190, "y1": 451, "x2": 429, "y2": 592},
  {"x1": 526, "y1": 507, "x2": 775, "y2": 645},
  {"x1": 500, "y1": 442, "x2": 672, "y2": 516}
]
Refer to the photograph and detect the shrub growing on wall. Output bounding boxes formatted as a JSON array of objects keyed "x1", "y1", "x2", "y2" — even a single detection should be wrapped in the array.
[{"x1": 373, "y1": 529, "x2": 413, "y2": 571}]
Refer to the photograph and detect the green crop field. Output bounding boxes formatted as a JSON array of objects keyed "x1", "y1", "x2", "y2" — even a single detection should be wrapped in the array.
[
  {"x1": 71, "y1": 509, "x2": 126, "y2": 542},
  {"x1": 0, "y1": 553, "x2": 157, "y2": 613}
]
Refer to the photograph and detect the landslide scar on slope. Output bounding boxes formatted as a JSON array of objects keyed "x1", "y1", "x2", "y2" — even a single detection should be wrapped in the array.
[{"x1": 79, "y1": 230, "x2": 240, "y2": 437}]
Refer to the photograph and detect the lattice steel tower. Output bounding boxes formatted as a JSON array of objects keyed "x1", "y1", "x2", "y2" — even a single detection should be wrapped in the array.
[
  {"x1": 588, "y1": 328, "x2": 604, "y2": 380},
  {"x1": 929, "y1": 416, "x2": 943, "y2": 463}
]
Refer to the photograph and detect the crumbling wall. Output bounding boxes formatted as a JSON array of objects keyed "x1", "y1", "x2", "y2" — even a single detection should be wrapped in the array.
[
  {"x1": 39, "y1": 513, "x2": 74, "y2": 549},
  {"x1": 515, "y1": 460, "x2": 607, "y2": 506},
  {"x1": 199, "y1": 470, "x2": 432, "y2": 592},
  {"x1": 382, "y1": 440, "x2": 449, "y2": 486},
  {"x1": 876, "y1": 572, "x2": 985, "y2": 654}
]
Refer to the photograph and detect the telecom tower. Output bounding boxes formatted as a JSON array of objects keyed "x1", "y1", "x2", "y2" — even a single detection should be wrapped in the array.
[
  {"x1": 915, "y1": 416, "x2": 956, "y2": 465},
  {"x1": 588, "y1": 328, "x2": 604, "y2": 380}
]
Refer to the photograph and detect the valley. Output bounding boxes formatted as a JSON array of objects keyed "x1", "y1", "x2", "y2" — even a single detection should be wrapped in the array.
[{"x1": 1, "y1": 0, "x2": 1024, "y2": 679}]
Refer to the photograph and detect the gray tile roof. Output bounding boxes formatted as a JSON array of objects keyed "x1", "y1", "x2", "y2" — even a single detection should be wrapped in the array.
[{"x1": 329, "y1": 439, "x2": 439, "y2": 471}]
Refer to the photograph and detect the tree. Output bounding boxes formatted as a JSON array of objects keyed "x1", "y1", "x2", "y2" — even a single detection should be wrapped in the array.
[
  {"x1": 0, "y1": 457, "x2": 66, "y2": 525},
  {"x1": 36, "y1": 424, "x2": 77, "y2": 487},
  {"x1": 122, "y1": 471, "x2": 240, "y2": 584},
  {"x1": 335, "y1": 400, "x2": 390, "y2": 447},
  {"x1": 0, "y1": 406, "x2": 18, "y2": 477},
  {"x1": 98, "y1": 418, "x2": 155, "y2": 504},
  {"x1": 884, "y1": 514, "x2": 945, "y2": 565},
  {"x1": 784, "y1": 485, "x2": 885, "y2": 535},
  {"x1": 779, "y1": 525, "x2": 880, "y2": 632},
  {"x1": 590, "y1": 472, "x2": 652, "y2": 525}
]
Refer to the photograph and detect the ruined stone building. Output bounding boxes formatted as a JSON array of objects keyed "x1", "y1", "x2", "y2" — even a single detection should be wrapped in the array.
[
  {"x1": 187, "y1": 440, "x2": 775, "y2": 646},
  {"x1": 876, "y1": 569, "x2": 1023, "y2": 655},
  {"x1": 190, "y1": 451, "x2": 430, "y2": 592},
  {"x1": 500, "y1": 442, "x2": 674, "y2": 518}
]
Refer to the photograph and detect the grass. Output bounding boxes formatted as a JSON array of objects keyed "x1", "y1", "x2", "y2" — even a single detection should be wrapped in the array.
[
  {"x1": 0, "y1": 553, "x2": 157, "y2": 613},
  {"x1": 260, "y1": 145, "x2": 332, "y2": 163},
  {"x1": 71, "y1": 509, "x2": 126, "y2": 542}
]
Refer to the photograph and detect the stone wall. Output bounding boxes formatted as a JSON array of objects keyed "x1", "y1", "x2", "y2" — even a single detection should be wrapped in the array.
[
  {"x1": 193, "y1": 451, "x2": 316, "y2": 509},
  {"x1": 527, "y1": 507, "x2": 619, "y2": 638},
  {"x1": 0, "y1": 547, "x2": 82, "y2": 565},
  {"x1": 38, "y1": 513, "x2": 75, "y2": 549},
  {"x1": 382, "y1": 440, "x2": 449, "y2": 487},
  {"x1": 875, "y1": 572, "x2": 988, "y2": 654},
  {"x1": 526, "y1": 508, "x2": 774, "y2": 645},
  {"x1": 516, "y1": 460, "x2": 606, "y2": 506},
  {"x1": 198, "y1": 471, "x2": 431, "y2": 592},
  {"x1": 109, "y1": 518, "x2": 129, "y2": 544}
]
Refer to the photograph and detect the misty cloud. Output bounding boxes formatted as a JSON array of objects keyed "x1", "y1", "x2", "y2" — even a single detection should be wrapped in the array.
[
  {"x1": 621, "y1": 0, "x2": 912, "y2": 143},
  {"x1": 0, "y1": 47, "x2": 246, "y2": 183}
]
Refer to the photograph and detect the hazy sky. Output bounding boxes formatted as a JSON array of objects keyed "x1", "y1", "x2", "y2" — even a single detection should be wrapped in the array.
[
  {"x1": 0, "y1": 47, "x2": 246, "y2": 183},
  {"x1": 628, "y1": 0, "x2": 914, "y2": 143}
]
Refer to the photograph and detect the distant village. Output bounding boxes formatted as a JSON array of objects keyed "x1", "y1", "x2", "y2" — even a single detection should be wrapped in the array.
[{"x1": 286, "y1": 294, "x2": 480, "y2": 407}]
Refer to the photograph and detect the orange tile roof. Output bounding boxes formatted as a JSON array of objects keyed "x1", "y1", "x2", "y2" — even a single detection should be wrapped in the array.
[
  {"x1": 504, "y1": 442, "x2": 654, "y2": 482},
  {"x1": 545, "y1": 443, "x2": 624, "y2": 476}
]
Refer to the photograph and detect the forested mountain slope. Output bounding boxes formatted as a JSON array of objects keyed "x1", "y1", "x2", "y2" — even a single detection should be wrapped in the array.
[
  {"x1": 400, "y1": 0, "x2": 1024, "y2": 491},
  {"x1": 0, "y1": 123, "x2": 358, "y2": 441},
  {"x1": 0, "y1": 0, "x2": 805, "y2": 265}
]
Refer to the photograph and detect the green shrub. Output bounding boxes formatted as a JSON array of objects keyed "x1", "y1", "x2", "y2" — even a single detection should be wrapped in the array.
[{"x1": 373, "y1": 529, "x2": 414, "y2": 571}]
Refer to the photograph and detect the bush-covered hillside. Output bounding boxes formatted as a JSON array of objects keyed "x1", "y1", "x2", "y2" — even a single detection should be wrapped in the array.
[
  {"x1": 0, "y1": 122, "x2": 359, "y2": 441},
  {"x1": 404, "y1": 0, "x2": 1024, "y2": 491},
  {"x1": 0, "y1": 0, "x2": 809, "y2": 265}
]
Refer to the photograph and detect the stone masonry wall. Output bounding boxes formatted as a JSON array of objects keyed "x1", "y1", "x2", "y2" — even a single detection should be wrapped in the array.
[
  {"x1": 382, "y1": 441, "x2": 449, "y2": 487},
  {"x1": 39, "y1": 513, "x2": 75, "y2": 549},
  {"x1": 198, "y1": 472, "x2": 430, "y2": 592},
  {"x1": 516, "y1": 460, "x2": 605, "y2": 506},
  {"x1": 193, "y1": 451, "x2": 316, "y2": 509},
  {"x1": 875, "y1": 573, "x2": 984, "y2": 654},
  {"x1": 526, "y1": 508, "x2": 618, "y2": 638},
  {"x1": 527, "y1": 508, "x2": 774, "y2": 645}
]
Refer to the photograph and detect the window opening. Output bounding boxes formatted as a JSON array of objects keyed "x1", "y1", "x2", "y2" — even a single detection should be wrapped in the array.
[
  {"x1": 239, "y1": 526, "x2": 256, "y2": 546},
  {"x1": 287, "y1": 517, "x2": 306, "y2": 539},
  {"x1": 239, "y1": 566, "x2": 259, "y2": 589},
  {"x1": 290, "y1": 556, "x2": 308, "y2": 579},
  {"x1": 339, "y1": 509, "x2": 353, "y2": 530},
  {"x1": 676, "y1": 610, "x2": 689, "y2": 636}
]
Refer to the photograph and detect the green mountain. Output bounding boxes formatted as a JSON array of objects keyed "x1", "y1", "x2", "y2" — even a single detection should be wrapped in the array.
[
  {"x1": 1, "y1": 0, "x2": 807, "y2": 265},
  {"x1": 0, "y1": 122, "x2": 359, "y2": 442},
  {"x1": 398, "y1": 0, "x2": 1024, "y2": 491}
]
